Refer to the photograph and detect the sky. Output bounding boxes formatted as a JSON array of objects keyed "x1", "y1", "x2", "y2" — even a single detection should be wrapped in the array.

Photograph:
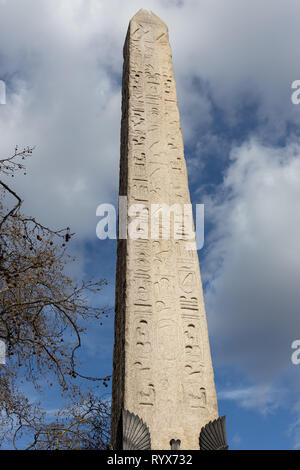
[{"x1": 1, "y1": 0, "x2": 300, "y2": 450}]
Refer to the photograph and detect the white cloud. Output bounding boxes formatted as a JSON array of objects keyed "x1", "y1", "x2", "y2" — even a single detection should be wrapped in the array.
[
  {"x1": 204, "y1": 139, "x2": 300, "y2": 381},
  {"x1": 1, "y1": 0, "x2": 300, "y2": 236},
  {"x1": 219, "y1": 384, "x2": 284, "y2": 415},
  {"x1": 0, "y1": 0, "x2": 126, "y2": 237},
  {"x1": 232, "y1": 433, "x2": 242, "y2": 446},
  {"x1": 287, "y1": 401, "x2": 300, "y2": 448}
]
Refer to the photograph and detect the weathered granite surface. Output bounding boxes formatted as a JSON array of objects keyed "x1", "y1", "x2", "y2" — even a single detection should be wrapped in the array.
[{"x1": 111, "y1": 9, "x2": 218, "y2": 450}]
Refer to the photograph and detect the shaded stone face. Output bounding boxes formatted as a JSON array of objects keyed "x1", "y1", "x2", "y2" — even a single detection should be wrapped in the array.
[{"x1": 111, "y1": 9, "x2": 218, "y2": 450}]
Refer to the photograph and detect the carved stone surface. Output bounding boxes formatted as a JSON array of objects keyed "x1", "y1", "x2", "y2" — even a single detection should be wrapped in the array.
[
  {"x1": 199, "y1": 416, "x2": 228, "y2": 450},
  {"x1": 111, "y1": 9, "x2": 219, "y2": 450},
  {"x1": 170, "y1": 439, "x2": 181, "y2": 450},
  {"x1": 122, "y1": 409, "x2": 151, "y2": 450}
]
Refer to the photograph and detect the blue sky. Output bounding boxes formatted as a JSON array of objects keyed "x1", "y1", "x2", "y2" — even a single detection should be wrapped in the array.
[{"x1": 1, "y1": 0, "x2": 300, "y2": 450}]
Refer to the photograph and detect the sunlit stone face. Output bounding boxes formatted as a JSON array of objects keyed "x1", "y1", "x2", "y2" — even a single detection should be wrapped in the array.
[{"x1": 111, "y1": 9, "x2": 218, "y2": 450}]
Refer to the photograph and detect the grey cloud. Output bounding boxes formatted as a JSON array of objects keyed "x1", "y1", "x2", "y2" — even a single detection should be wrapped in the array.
[
  {"x1": 1, "y1": 0, "x2": 300, "y2": 235},
  {"x1": 204, "y1": 140, "x2": 300, "y2": 382},
  {"x1": 219, "y1": 384, "x2": 285, "y2": 415}
]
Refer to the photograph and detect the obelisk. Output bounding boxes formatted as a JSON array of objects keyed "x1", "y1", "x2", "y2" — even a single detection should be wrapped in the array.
[{"x1": 111, "y1": 9, "x2": 219, "y2": 450}]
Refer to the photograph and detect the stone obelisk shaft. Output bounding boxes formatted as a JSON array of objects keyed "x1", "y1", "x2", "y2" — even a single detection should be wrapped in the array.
[{"x1": 111, "y1": 9, "x2": 218, "y2": 450}]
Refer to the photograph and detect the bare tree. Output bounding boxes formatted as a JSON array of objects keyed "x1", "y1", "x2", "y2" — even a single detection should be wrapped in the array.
[
  {"x1": 12, "y1": 393, "x2": 111, "y2": 450},
  {"x1": 0, "y1": 147, "x2": 111, "y2": 448}
]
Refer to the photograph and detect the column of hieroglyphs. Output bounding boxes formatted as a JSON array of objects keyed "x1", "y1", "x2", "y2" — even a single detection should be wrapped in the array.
[{"x1": 111, "y1": 9, "x2": 219, "y2": 450}]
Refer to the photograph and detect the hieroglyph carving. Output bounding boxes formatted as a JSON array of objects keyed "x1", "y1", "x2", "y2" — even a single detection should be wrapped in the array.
[{"x1": 111, "y1": 9, "x2": 219, "y2": 450}]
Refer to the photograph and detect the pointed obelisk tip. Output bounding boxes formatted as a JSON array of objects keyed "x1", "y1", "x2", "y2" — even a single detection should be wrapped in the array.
[{"x1": 130, "y1": 8, "x2": 168, "y2": 28}]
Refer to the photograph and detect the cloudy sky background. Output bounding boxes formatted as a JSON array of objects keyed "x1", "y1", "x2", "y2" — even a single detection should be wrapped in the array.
[{"x1": 1, "y1": 0, "x2": 300, "y2": 449}]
